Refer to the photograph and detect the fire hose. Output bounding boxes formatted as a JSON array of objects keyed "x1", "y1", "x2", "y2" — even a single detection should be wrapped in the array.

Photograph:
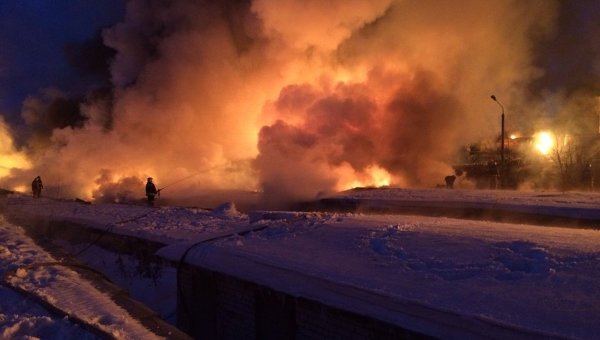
[{"x1": 153, "y1": 163, "x2": 230, "y2": 197}]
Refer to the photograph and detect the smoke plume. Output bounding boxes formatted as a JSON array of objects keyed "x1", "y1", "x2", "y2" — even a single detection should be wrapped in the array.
[{"x1": 4, "y1": 0, "x2": 595, "y2": 207}]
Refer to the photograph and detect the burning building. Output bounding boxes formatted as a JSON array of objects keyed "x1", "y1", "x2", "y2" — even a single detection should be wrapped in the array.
[{"x1": 457, "y1": 106, "x2": 600, "y2": 191}]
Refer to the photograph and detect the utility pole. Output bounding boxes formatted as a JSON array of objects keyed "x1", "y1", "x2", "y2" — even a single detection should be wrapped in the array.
[{"x1": 491, "y1": 95, "x2": 505, "y2": 188}]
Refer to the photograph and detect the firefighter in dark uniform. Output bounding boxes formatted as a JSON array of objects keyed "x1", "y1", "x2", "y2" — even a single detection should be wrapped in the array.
[
  {"x1": 444, "y1": 175, "x2": 456, "y2": 189},
  {"x1": 31, "y1": 176, "x2": 43, "y2": 198},
  {"x1": 145, "y1": 177, "x2": 159, "y2": 206}
]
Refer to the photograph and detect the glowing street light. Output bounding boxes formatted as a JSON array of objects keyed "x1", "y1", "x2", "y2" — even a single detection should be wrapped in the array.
[{"x1": 491, "y1": 95, "x2": 505, "y2": 187}]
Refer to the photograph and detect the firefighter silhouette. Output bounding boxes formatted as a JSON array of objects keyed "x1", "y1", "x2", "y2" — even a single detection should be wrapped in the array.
[{"x1": 488, "y1": 161, "x2": 499, "y2": 189}]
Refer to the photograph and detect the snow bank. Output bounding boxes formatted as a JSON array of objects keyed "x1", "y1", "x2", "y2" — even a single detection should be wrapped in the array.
[{"x1": 2, "y1": 189, "x2": 600, "y2": 338}]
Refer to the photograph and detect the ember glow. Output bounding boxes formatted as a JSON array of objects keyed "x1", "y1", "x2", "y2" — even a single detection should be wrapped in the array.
[{"x1": 0, "y1": 0, "x2": 585, "y2": 206}]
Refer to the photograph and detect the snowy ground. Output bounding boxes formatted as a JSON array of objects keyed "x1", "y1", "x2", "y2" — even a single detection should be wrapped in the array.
[
  {"x1": 1, "y1": 188, "x2": 600, "y2": 338},
  {"x1": 0, "y1": 215, "x2": 168, "y2": 339}
]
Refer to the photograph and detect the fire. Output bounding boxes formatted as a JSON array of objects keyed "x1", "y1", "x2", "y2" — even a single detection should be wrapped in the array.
[
  {"x1": 89, "y1": 171, "x2": 147, "y2": 202},
  {"x1": 337, "y1": 164, "x2": 392, "y2": 190},
  {"x1": 12, "y1": 185, "x2": 27, "y2": 193},
  {"x1": 368, "y1": 165, "x2": 392, "y2": 187},
  {"x1": 0, "y1": 155, "x2": 32, "y2": 177},
  {"x1": 533, "y1": 131, "x2": 555, "y2": 155},
  {"x1": 0, "y1": 119, "x2": 32, "y2": 177}
]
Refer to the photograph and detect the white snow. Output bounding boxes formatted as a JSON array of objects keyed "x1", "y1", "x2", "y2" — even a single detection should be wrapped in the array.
[
  {"x1": 0, "y1": 215, "x2": 163, "y2": 339},
  {"x1": 1, "y1": 188, "x2": 600, "y2": 338}
]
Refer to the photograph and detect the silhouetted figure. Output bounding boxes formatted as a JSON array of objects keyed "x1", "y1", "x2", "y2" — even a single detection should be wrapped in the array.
[
  {"x1": 444, "y1": 175, "x2": 456, "y2": 189},
  {"x1": 31, "y1": 176, "x2": 43, "y2": 198},
  {"x1": 31, "y1": 178, "x2": 36, "y2": 197},
  {"x1": 488, "y1": 160, "x2": 499, "y2": 189},
  {"x1": 145, "y1": 177, "x2": 158, "y2": 206}
]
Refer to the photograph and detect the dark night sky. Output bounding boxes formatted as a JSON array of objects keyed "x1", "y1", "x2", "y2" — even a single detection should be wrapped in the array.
[{"x1": 0, "y1": 1, "x2": 124, "y2": 127}]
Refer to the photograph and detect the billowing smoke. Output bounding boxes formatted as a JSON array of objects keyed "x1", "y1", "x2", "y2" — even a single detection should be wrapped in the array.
[
  {"x1": 254, "y1": 0, "x2": 557, "y2": 203},
  {"x1": 3, "y1": 0, "x2": 589, "y2": 207},
  {"x1": 21, "y1": 88, "x2": 87, "y2": 148},
  {"x1": 255, "y1": 68, "x2": 466, "y2": 204},
  {"x1": 64, "y1": 29, "x2": 116, "y2": 82}
]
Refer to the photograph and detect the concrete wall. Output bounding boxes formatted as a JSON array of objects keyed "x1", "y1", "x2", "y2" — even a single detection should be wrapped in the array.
[{"x1": 177, "y1": 264, "x2": 425, "y2": 340}]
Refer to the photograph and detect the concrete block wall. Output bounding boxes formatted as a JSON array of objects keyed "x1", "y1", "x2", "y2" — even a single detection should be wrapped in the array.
[{"x1": 177, "y1": 264, "x2": 425, "y2": 340}]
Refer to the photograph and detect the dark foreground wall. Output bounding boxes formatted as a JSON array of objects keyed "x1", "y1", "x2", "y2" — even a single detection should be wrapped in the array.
[{"x1": 177, "y1": 264, "x2": 426, "y2": 340}]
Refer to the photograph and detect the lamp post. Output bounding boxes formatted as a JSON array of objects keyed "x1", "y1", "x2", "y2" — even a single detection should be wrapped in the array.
[{"x1": 491, "y1": 95, "x2": 505, "y2": 188}]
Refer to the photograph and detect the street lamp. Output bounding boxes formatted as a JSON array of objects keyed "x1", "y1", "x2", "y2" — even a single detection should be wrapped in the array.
[{"x1": 491, "y1": 95, "x2": 505, "y2": 188}]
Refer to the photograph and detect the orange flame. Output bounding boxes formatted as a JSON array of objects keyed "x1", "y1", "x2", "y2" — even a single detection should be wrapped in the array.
[
  {"x1": 0, "y1": 120, "x2": 32, "y2": 180},
  {"x1": 336, "y1": 164, "x2": 392, "y2": 190}
]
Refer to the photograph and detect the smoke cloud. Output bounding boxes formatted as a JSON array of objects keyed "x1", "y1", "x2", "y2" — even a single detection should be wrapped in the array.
[{"x1": 3, "y1": 0, "x2": 594, "y2": 208}]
